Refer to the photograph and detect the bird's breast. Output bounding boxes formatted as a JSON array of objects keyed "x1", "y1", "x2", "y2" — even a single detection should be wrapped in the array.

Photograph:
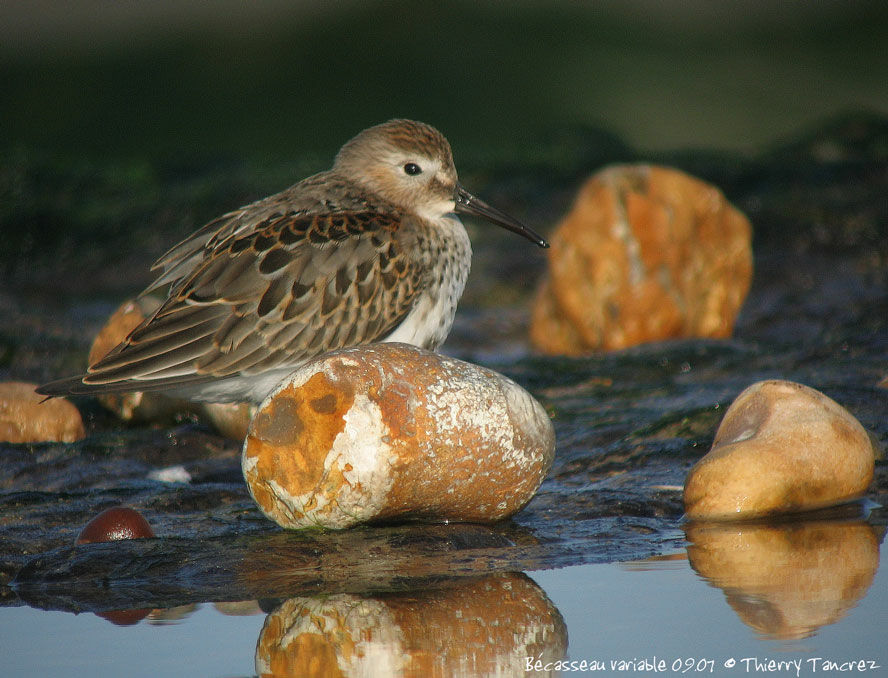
[{"x1": 383, "y1": 215, "x2": 471, "y2": 350}]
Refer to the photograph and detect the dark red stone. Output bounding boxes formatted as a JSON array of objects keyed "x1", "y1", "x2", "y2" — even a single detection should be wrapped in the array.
[
  {"x1": 76, "y1": 507, "x2": 155, "y2": 544},
  {"x1": 96, "y1": 609, "x2": 152, "y2": 626}
]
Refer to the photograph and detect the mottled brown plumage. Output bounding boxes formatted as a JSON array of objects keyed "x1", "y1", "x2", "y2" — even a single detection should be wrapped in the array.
[{"x1": 38, "y1": 119, "x2": 547, "y2": 404}]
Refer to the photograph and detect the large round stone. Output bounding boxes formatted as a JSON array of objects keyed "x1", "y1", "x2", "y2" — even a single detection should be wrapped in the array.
[
  {"x1": 684, "y1": 380, "x2": 875, "y2": 520},
  {"x1": 530, "y1": 164, "x2": 752, "y2": 354},
  {"x1": 242, "y1": 343, "x2": 555, "y2": 529}
]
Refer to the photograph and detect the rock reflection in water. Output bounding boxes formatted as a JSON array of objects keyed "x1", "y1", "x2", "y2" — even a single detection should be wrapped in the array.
[
  {"x1": 254, "y1": 572, "x2": 566, "y2": 677},
  {"x1": 94, "y1": 603, "x2": 200, "y2": 627},
  {"x1": 685, "y1": 517, "x2": 881, "y2": 640}
]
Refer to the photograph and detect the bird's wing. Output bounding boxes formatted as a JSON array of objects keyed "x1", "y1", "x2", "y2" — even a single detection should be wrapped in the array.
[
  {"x1": 145, "y1": 173, "x2": 343, "y2": 294},
  {"x1": 38, "y1": 209, "x2": 426, "y2": 396}
]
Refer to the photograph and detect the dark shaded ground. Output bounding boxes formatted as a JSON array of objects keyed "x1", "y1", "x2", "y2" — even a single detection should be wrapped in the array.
[{"x1": 1, "y1": 114, "x2": 887, "y2": 615}]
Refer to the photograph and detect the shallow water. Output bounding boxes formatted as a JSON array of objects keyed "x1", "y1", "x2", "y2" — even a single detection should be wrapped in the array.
[
  {"x1": 535, "y1": 543, "x2": 887, "y2": 676},
  {"x1": 4, "y1": 526, "x2": 885, "y2": 677}
]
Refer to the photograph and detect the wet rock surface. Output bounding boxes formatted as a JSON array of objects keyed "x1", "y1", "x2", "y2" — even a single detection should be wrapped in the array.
[{"x1": 1, "y1": 114, "x2": 887, "y2": 614}]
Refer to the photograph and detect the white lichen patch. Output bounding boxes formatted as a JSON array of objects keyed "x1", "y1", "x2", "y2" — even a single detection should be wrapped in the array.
[
  {"x1": 423, "y1": 362, "x2": 552, "y2": 473},
  {"x1": 255, "y1": 596, "x2": 407, "y2": 677},
  {"x1": 241, "y1": 447, "x2": 258, "y2": 474},
  {"x1": 336, "y1": 355, "x2": 362, "y2": 368},
  {"x1": 500, "y1": 377, "x2": 555, "y2": 462},
  {"x1": 265, "y1": 478, "x2": 327, "y2": 525},
  {"x1": 324, "y1": 394, "x2": 396, "y2": 524}
]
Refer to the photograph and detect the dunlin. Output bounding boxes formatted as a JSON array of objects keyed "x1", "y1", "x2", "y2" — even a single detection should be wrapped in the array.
[{"x1": 38, "y1": 119, "x2": 548, "y2": 404}]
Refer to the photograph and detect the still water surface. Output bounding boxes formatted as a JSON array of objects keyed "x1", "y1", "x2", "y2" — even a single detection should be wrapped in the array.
[{"x1": 4, "y1": 525, "x2": 884, "y2": 677}]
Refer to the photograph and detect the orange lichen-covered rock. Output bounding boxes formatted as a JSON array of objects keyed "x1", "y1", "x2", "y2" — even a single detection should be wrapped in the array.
[
  {"x1": 530, "y1": 164, "x2": 752, "y2": 354},
  {"x1": 686, "y1": 519, "x2": 879, "y2": 640},
  {"x1": 242, "y1": 343, "x2": 555, "y2": 529},
  {"x1": 255, "y1": 573, "x2": 566, "y2": 677},
  {"x1": 684, "y1": 380, "x2": 875, "y2": 520},
  {"x1": 0, "y1": 381, "x2": 85, "y2": 443}
]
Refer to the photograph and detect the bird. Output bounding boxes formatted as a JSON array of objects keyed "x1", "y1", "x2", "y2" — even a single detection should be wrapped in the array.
[{"x1": 38, "y1": 119, "x2": 548, "y2": 405}]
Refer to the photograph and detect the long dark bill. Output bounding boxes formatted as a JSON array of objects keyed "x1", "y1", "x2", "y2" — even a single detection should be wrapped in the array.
[{"x1": 455, "y1": 185, "x2": 549, "y2": 248}]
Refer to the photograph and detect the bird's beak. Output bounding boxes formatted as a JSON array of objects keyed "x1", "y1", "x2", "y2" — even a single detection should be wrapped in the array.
[{"x1": 455, "y1": 185, "x2": 549, "y2": 248}]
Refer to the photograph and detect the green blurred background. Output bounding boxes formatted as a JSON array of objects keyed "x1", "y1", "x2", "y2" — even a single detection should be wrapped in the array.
[
  {"x1": 3, "y1": 0, "x2": 887, "y2": 164},
  {"x1": 3, "y1": 0, "x2": 888, "y2": 303}
]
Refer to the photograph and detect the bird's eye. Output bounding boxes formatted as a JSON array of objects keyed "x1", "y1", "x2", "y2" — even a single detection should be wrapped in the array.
[{"x1": 403, "y1": 162, "x2": 422, "y2": 176}]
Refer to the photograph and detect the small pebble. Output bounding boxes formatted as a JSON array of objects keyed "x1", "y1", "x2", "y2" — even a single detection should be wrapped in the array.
[
  {"x1": 530, "y1": 164, "x2": 752, "y2": 354},
  {"x1": 242, "y1": 343, "x2": 555, "y2": 529},
  {"x1": 96, "y1": 609, "x2": 152, "y2": 626},
  {"x1": 684, "y1": 380, "x2": 876, "y2": 520},
  {"x1": 147, "y1": 465, "x2": 192, "y2": 484},
  {"x1": 76, "y1": 506, "x2": 155, "y2": 544},
  {"x1": 0, "y1": 381, "x2": 85, "y2": 443}
]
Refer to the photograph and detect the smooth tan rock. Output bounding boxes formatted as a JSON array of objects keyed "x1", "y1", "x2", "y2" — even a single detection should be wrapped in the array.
[
  {"x1": 686, "y1": 519, "x2": 879, "y2": 639},
  {"x1": 255, "y1": 573, "x2": 566, "y2": 678},
  {"x1": 684, "y1": 380, "x2": 875, "y2": 520},
  {"x1": 89, "y1": 297, "x2": 252, "y2": 439},
  {"x1": 530, "y1": 164, "x2": 752, "y2": 354},
  {"x1": 0, "y1": 381, "x2": 85, "y2": 443},
  {"x1": 242, "y1": 343, "x2": 555, "y2": 529}
]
